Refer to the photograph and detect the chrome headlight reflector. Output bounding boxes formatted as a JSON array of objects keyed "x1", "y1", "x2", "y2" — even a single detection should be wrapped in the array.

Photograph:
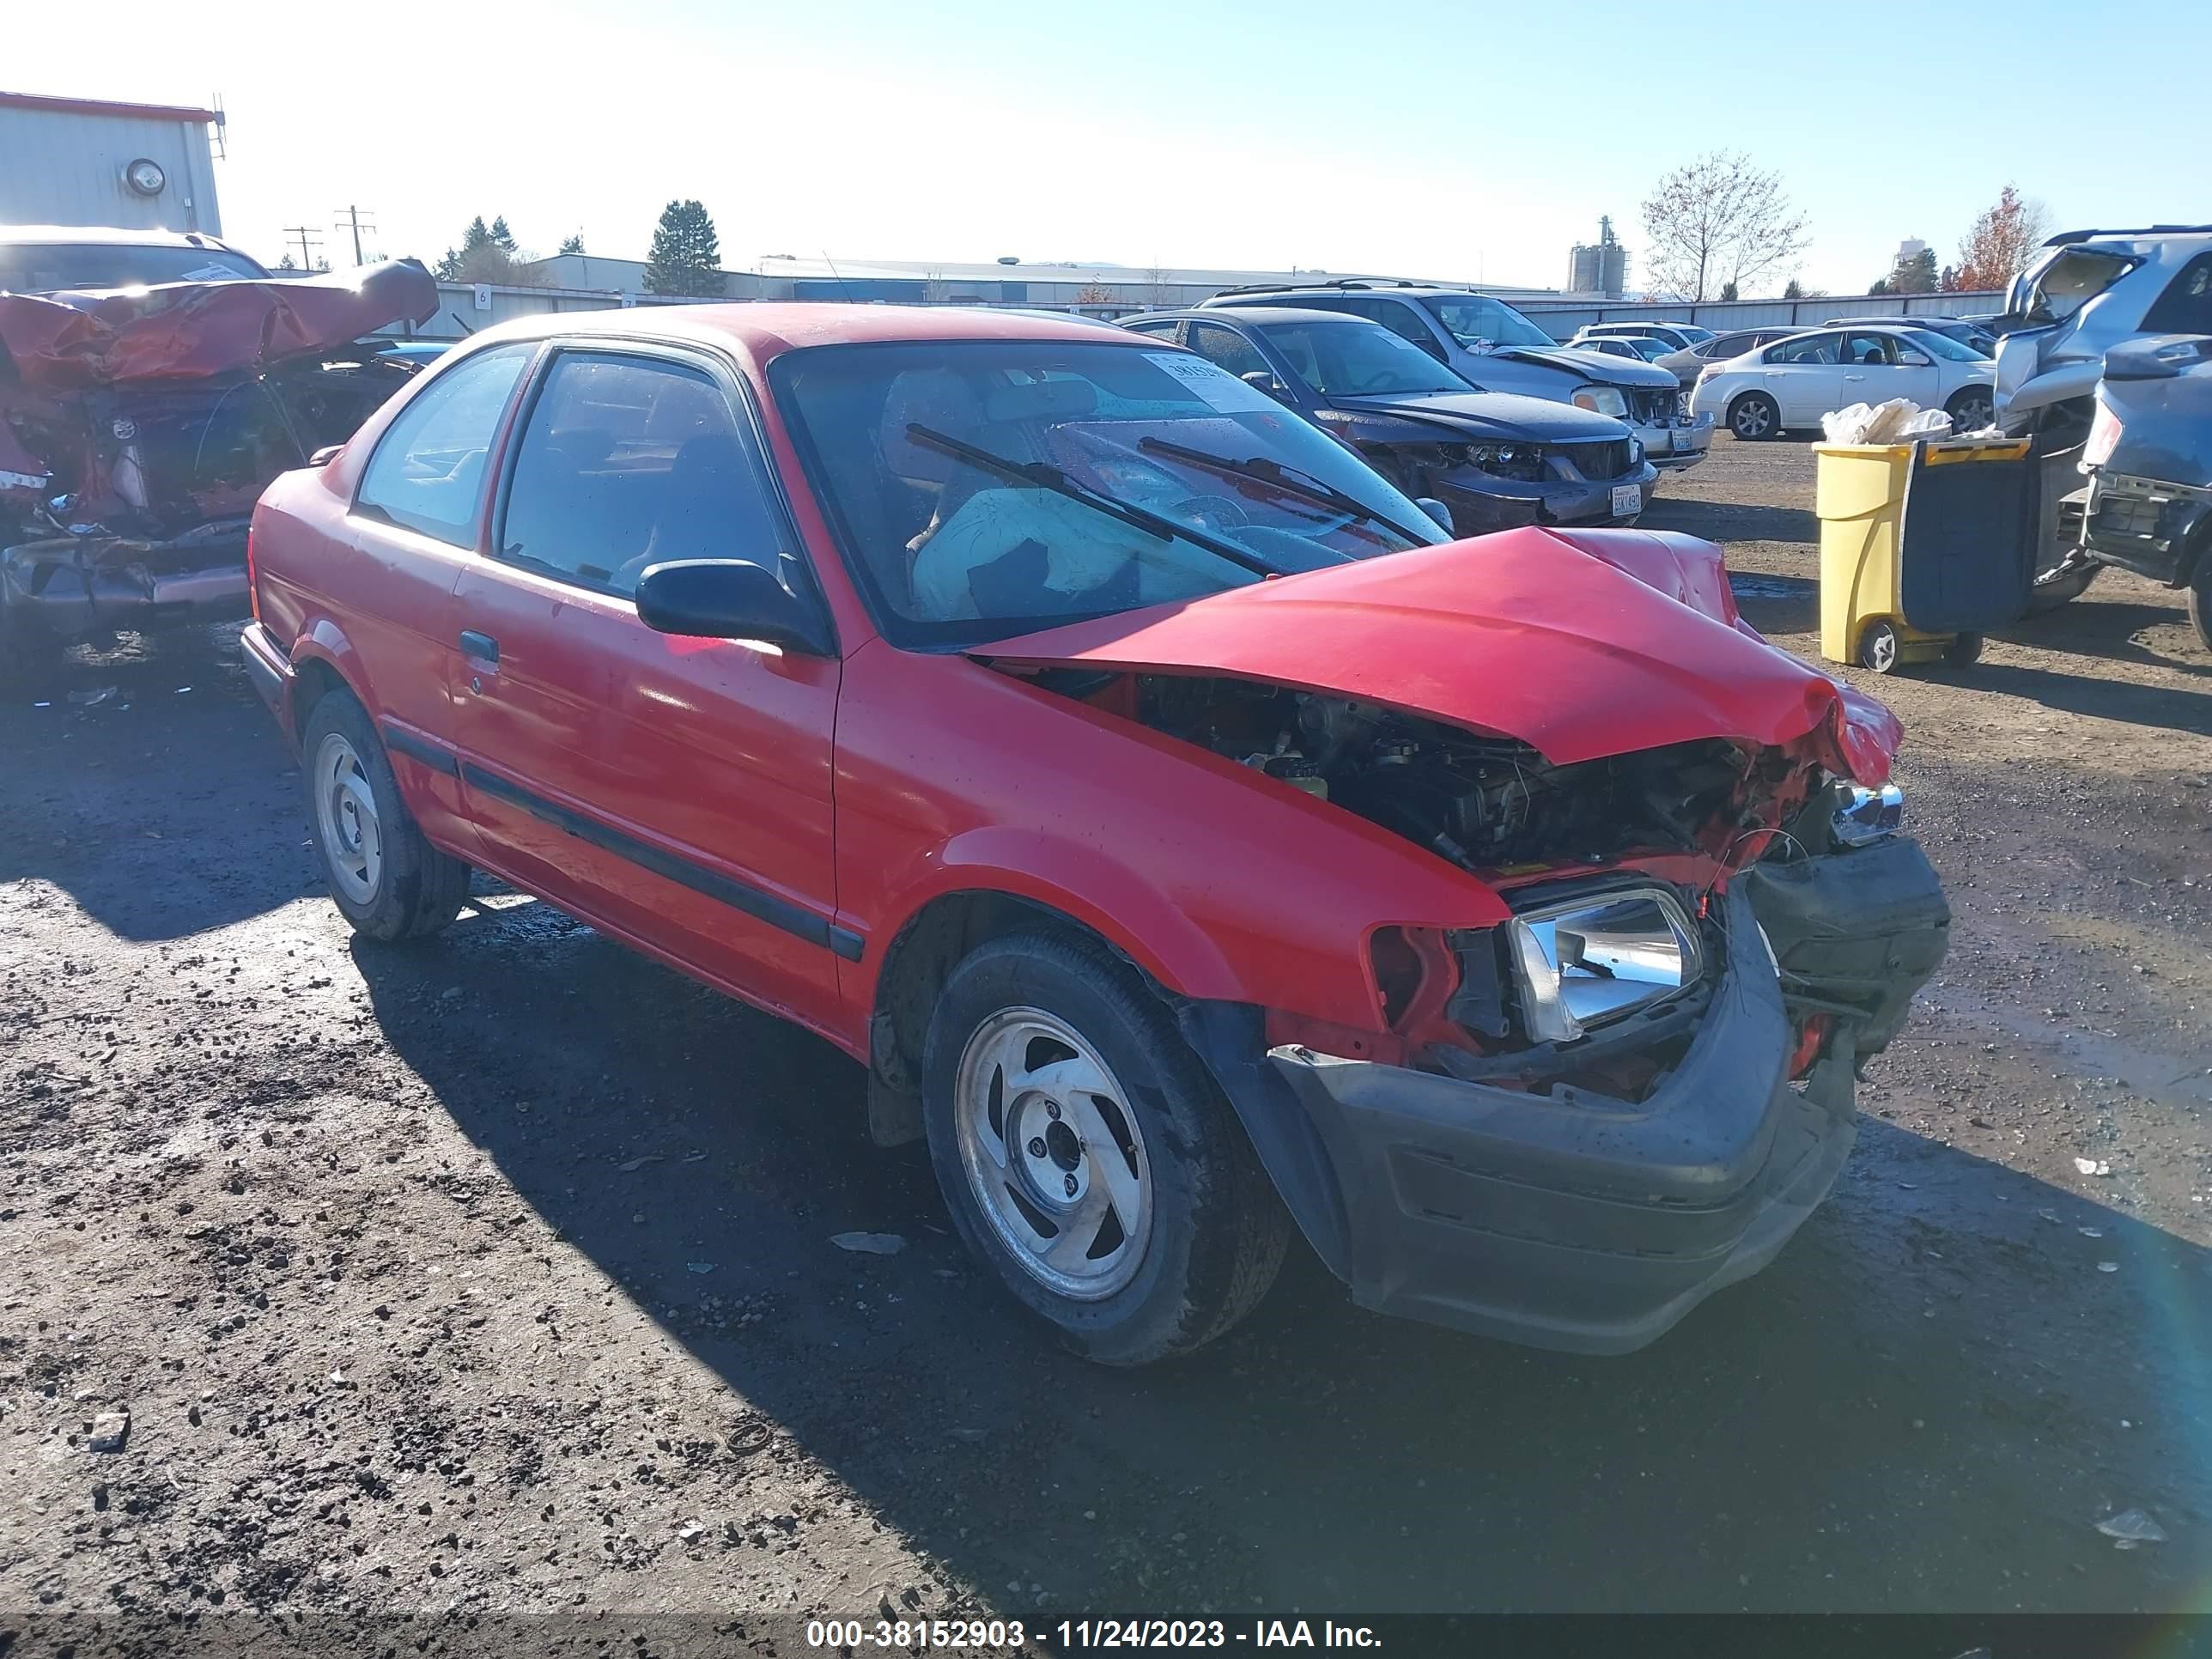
[
  {"x1": 1832, "y1": 782, "x2": 1905, "y2": 847},
  {"x1": 1505, "y1": 887, "x2": 1704, "y2": 1046}
]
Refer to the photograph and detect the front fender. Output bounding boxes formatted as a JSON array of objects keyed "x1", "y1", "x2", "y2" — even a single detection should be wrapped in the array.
[{"x1": 870, "y1": 826, "x2": 1240, "y2": 1003}]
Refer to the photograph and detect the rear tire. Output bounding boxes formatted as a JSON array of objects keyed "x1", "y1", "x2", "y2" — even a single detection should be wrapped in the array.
[
  {"x1": 1728, "y1": 392, "x2": 1780, "y2": 441},
  {"x1": 300, "y1": 688, "x2": 469, "y2": 942},
  {"x1": 921, "y1": 930, "x2": 1289, "y2": 1366},
  {"x1": 2190, "y1": 561, "x2": 2212, "y2": 654}
]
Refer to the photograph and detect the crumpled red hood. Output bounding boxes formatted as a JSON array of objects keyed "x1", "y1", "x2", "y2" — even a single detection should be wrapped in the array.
[
  {"x1": 0, "y1": 259, "x2": 437, "y2": 391},
  {"x1": 975, "y1": 526, "x2": 1901, "y2": 783}
]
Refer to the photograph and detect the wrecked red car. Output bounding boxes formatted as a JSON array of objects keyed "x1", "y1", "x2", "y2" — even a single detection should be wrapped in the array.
[
  {"x1": 240, "y1": 307, "x2": 1949, "y2": 1364},
  {"x1": 0, "y1": 252, "x2": 435, "y2": 678}
]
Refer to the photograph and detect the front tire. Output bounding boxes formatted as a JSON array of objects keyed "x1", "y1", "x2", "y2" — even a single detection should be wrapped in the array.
[
  {"x1": 2190, "y1": 559, "x2": 2212, "y2": 654},
  {"x1": 1946, "y1": 388, "x2": 1995, "y2": 433},
  {"x1": 301, "y1": 688, "x2": 469, "y2": 942},
  {"x1": 1729, "y1": 392, "x2": 1780, "y2": 441},
  {"x1": 921, "y1": 931, "x2": 1289, "y2": 1366}
]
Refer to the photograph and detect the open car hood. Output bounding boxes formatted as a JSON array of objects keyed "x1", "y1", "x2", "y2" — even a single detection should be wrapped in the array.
[
  {"x1": 0, "y1": 259, "x2": 437, "y2": 392},
  {"x1": 972, "y1": 526, "x2": 1902, "y2": 783}
]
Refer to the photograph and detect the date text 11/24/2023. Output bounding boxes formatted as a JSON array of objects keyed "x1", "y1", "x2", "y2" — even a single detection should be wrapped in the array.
[{"x1": 803, "y1": 1619, "x2": 1383, "y2": 1650}]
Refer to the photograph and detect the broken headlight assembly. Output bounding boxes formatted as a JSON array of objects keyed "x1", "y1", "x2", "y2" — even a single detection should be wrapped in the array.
[
  {"x1": 1502, "y1": 886, "x2": 1704, "y2": 1045},
  {"x1": 1456, "y1": 442, "x2": 1551, "y2": 483},
  {"x1": 1832, "y1": 781, "x2": 1905, "y2": 847}
]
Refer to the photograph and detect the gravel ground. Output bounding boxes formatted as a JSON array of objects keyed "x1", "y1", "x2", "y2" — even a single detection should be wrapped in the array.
[{"x1": 3, "y1": 436, "x2": 2209, "y2": 1650}]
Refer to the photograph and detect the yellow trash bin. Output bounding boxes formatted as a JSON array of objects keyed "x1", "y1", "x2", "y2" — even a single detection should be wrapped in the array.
[{"x1": 1814, "y1": 437, "x2": 2034, "y2": 672}]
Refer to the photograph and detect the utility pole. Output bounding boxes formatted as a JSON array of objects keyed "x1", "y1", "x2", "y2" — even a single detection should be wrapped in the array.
[
  {"x1": 283, "y1": 225, "x2": 322, "y2": 270},
  {"x1": 332, "y1": 205, "x2": 376, "y2": 267}
]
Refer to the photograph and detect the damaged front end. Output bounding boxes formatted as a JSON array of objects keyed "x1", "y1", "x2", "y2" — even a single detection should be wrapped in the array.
[
  {"x1": 980, "y1": 526, "x2": 1950, "y2": 1351},
  {"x1": 0, "y1": 263, "x2": 434, "y2": 653}
]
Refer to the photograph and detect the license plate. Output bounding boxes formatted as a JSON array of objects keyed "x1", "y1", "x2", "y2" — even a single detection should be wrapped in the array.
[{"x1": 1613, "y1": 483, "x2": 1641, "y2": 517}]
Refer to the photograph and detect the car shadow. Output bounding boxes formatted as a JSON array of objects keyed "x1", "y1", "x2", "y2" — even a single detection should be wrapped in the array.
[
  {"x1": 349, "y1": 899, "x2": 2212, "y2": 1615},
  {"x1": 0, "y1": 623, "x2": 316, "y2": 942},
  {"x1": 1724, "y1": 573, "x2": 1820, "y2": 637},
  {"x1": 1951, "y1": 659, "x2": 2212, "y2": 738},
  {"x1": 1644, "y1": 497, "x2": 1820, "y2": 548},
  {"x1": 2002, "y1": 597, "x2": 2212, "y2": 678}
]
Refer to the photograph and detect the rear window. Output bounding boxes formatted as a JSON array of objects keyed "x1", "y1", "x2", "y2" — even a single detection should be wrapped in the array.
[
  {"x1": 0, "y1": 241, "x2": 265, "y2": 293},
  {"x1": 2022, "y1": 248, "x2": 2136, "y2": 325}
]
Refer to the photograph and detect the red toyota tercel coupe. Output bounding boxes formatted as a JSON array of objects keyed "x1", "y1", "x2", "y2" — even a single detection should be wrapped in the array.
[{"x1": 242, "y1": 306, "x2": 1948, "y2": 1365}]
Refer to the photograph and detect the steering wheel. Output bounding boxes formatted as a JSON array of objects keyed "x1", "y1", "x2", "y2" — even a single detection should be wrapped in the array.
[{"x1": 1176, "y1": 493, "x2": 1251, "y2": 536}]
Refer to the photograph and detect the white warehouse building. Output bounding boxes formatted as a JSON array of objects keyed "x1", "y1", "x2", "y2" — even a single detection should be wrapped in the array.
[{"x1": 0, "y1": 89, "x2": 225, "y2": 234}]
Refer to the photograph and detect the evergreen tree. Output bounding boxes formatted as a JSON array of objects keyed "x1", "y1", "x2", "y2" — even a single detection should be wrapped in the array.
[{"x1": 644, "y1": 201, "x2": 724, "y2": 297}]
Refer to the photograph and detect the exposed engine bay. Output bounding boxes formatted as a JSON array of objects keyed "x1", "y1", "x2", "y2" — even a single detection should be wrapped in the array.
[{"x1": 1128, "y1": 672, "x2": 1765, "y2": 874}]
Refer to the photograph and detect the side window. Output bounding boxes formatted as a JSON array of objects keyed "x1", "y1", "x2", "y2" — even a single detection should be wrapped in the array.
[
  {"x1": 355, "y1": 343, "x2": 533, "y2": 545},
  {"x1": 1352, "y1": 298, "x2": 1442, "y2": 352},
  {"x1": 1124, "y1": 319, "x2": 1182, "y2": 342},
  {"x1": 497, "y1": 352, "x2": 787, "y2": 599},
  {"x1": 1184, "y1": 323, "x2": 1269, "y2": 382},
  {"x1": 2142, "y1": 252, "x2": 2212, "y2": 334},
  {"x1": 1766, "y1": 332, "x2": 1841, "y2": 366},
  {"x1": 1844, "y1": 331, "x2": 1899, "y2": 366}
]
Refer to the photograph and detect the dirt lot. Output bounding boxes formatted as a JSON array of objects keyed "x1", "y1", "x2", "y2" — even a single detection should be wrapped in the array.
[{"x1": 3, "y1": 437, "x2": 2209, "y2": 1648}]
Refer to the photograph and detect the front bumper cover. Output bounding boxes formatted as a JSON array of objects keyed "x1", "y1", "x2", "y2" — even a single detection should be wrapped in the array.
[
  {"x1": 1433, "y1": 460, "x2": 1659, "y2": 535},
  {"x1": 2, "y1": 526, "x2": 250, "y2": 644},
  {"x1": 1638, "y1": 412, "x2": 1715, "y2": 471},
  {"x1": 1188, "y1": 852, "x2": 1948, "y2": 1355}
]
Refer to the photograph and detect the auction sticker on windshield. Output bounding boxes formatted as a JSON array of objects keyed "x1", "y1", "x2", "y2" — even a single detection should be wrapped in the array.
[
  {"x1": 1142, "y1": 352, "x2": 1284, "y2": 414},
  {"x1": 1613, "y1": 483, "x2": 1640, "y2": 517}
]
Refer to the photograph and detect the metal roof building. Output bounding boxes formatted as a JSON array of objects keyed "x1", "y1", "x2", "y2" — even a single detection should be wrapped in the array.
[
  {"x1": 520, "y1": 252, "x2": 1563, "y2": 314},
  {"x1": 0, "y1": 90, "x2": 224, "y2": 234}
]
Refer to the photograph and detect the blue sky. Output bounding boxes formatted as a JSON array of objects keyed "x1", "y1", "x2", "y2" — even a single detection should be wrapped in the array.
[{"x1": 29, "y1": 0, "x2": 2212, "y2": 295}]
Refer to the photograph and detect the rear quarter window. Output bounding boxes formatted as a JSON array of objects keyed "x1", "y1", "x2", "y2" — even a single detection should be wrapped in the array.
[{"x1": 2141, "y1": 252, "x2": 2212, "y2": 335}]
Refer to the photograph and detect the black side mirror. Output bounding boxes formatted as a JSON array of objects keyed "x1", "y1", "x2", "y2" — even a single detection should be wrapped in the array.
[
  {"x1": 1240, "y1": 369, "x2": 1290, "y2": 402},
  {"x1": 634, "y1": 559, "x2": 832, "y2": 654}
]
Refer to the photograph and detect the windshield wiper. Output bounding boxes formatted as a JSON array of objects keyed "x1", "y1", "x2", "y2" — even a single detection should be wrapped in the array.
[
  {"x1": 904, "y1": 424, "x2": 1291, "y2": 578},
  {"x1": 1137, "y1": 435, "x2": 1431, "y2": 548}
]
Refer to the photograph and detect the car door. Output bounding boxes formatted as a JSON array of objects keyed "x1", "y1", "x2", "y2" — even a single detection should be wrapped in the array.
[
  {"x1": 1842, "y1": 331, "x2": 1937, "y2": 410},
  {"x1": 1763, "y1": 331, "x2": 1845, "y2": 422},
  {"x1": 447, "y1": 343, "x2": 847, "y2": 1031},
  {"x1": 339, "y1": 341, "x2": 539, "y2": 852}
]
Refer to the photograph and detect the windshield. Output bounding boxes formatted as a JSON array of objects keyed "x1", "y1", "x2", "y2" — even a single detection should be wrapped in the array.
[
  {"x1": 1422, "y1": 295, "x2": 1559, "y2": 349},
  {"x1": 1900, "y1": 328, "x2": 1987, "y2": 362},
  {"x1": 771, "y1": 340, "x2": 1444, "y2": 648},
  {"x1": 0, "y1": 241, "x2": 266, "y2": 293},
  {"x1": 1254, "y1": 319, "x2": 1470, "y2": 397}
]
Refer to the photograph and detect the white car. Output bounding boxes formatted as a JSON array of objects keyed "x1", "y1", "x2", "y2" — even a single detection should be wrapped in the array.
[
  {"x1": 1572, "y1": 320, "x2": 1716, "y2": 353},
  {"x1": 1691, "y1": 325, "x2": 1997, "y2": 441}
]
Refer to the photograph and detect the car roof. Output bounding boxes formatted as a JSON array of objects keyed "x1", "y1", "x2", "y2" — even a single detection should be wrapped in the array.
[
  {"x1": 0, "y1": 222, "x2": 247, "y2": 251},
  {"x1": 1123, "y1": 306, "x2": 1381, "y2": 328},
  {"x1": 451, "y1": 302, "x2": 1165, "y2": 364},
  {"x1": 1823, "y1": 314, "x2": 1965, "y2": 325}
]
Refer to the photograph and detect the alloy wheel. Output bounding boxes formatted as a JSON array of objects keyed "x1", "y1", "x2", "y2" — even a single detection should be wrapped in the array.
[{"x1": 952, "y1": 1007, "x2": 1152, "y2": 1300}]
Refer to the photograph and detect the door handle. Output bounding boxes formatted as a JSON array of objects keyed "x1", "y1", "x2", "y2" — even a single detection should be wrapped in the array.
[{"x1": 459, "y1": 629, "x2": 500, "y2": 665}]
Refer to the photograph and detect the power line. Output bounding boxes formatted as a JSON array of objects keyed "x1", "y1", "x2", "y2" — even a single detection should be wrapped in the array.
[
  {"x1": 332, "y1": 205, "x2": 377, "y2": 266},
  {"x1": 282, "y1": 225, "x2": 322, "y2": 270}
]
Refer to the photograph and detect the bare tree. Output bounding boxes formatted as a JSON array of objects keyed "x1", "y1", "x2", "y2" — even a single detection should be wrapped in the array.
[
  {"x1": 1639, "y1": 152, "x2": 1809, "y2": 302},
  {"x1": 1145, "y1": 263, "x2": 1171, "y2": 306},
  {"x1": 1953, "y1": 185, "x2": 2051, "y2": 293}
]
